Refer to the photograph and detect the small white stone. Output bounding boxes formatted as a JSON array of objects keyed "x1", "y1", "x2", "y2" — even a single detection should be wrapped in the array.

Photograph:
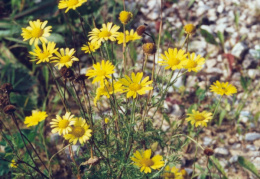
[
  {"x1": 214, "y1": 147, "x2": 229, "y2": 156},
  {"x1": 245, "y1": 133, "x2": 260, "y2": 141},
  {"x1": 229, "y1": 155, "x2": 238, "y2": 163}
]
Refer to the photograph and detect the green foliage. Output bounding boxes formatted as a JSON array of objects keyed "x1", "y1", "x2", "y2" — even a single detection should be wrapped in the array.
[
  {"x1": 237, "y1": 156, "x2": 260, "y2": 178},
  {"x1": 200, "y1": 29, "x2": 218, "y2": 45}
]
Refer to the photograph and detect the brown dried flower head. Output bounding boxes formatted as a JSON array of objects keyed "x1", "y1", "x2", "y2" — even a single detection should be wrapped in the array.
[
  {"x1": 3, "y1": 105, "x2": 16, "y2": 114},
  {"x1": 74, "y1": 74, "x2": 87, "y2": 83},
  {"x1": 1, "y1": 83, "x2": 13, "y2": 94},
  {"x1": 136, "y1": 25, "x2": 146, "y2": 36},
  {"x1": 142, "y1": 43, "x2": 157, "y2": 55},
  {"x1": 204, "y1": 147, "x2": 214, "y2": 156},
  {"x1": 60, "y1": 67, "x2": 74, "y2": 80}
]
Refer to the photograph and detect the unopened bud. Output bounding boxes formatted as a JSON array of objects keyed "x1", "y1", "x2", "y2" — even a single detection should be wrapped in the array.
[
  {"x1": 136, "y1": 25, "x2": 146, "y2": 36},
  {"x1": 204, "y1": 148, "x2": 214, "y2": 156},
  {"x1": 3, "y1": 105, "x2": 16, "y2": 114}
]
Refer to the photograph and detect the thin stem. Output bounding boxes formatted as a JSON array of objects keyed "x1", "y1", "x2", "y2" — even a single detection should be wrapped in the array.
[
  {"x1": 212, "y1": 96, "x2": 223, "y2": 121},
  {"x1": 181, "y1": 34, "x2": 189, "y2": 49},
  {"x1": 206, "y1": 156, "x2": 212, "y2": 179},
  {"x1": 69, "y1": 145, "x2": 81, "y2": 179},
  {"x1": 123, "y1": 24, "x2": 126, "y2": 75}
]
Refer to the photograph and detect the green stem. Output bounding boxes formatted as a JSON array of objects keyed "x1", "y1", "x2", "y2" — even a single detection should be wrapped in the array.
[{"x1": 212, "y1": 96, "x2": 223, "y2": 120}]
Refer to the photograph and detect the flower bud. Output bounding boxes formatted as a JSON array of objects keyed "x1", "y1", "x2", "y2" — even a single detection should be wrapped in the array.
[
  {"x1": 3, "y1": 105, "x2": 16, "y2": 114},
  {"x1": 204, "y1": 147, "x2": 214, "y2": 156},
  {"x1": 184, "y1": 24, "x2": 196, "y2": 35},
  {"x1": 136, "y1": 25, "x2": 146, "y2": 36},
  {"x1": 142, "y1": 43, "x2": 156, "y2": 55},
  {"x1": 119, "y1": 11, "x2": 133, "y2": 24}
]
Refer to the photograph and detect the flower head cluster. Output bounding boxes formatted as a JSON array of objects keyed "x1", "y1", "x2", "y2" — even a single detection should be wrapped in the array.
[
  {"x1": 21, "y1": 19, "x2": 52, "y2": 45},
  {"x1": 58, "y1": 0, "x2": 87, "y2": 13},
  {"x1": 89, "y1": 22, "x2": 120, "y2": 44},
  {"x1": 50, "y1": 112, "x2": 92, "y2": 144},
  {"x1": 184, "y1": 23, "x2": 196, "y2": 35},
  {"x1": 86, "y1": 60, "x2": 115, "y2": 84},
  {"x1": 10, "y1": 160, "x2": 18, "y2": 168},
  {"x1": 210, "y1": 81, "x2": 237, "y2": 96},
  {"x1": 163, "y1": 166, "x2": 183, "y2": 179},
  {"x1": 186, "y1": 110, "x2": 212, "y2": 127},
  {"x1": 64, "y1": 117, "x2": 92, "y2": 144},
  {"x1": 24, "y1": 110, "x2": 48, "y2": 127},
  {"x1": 131, "y1": 149, "x2": 165, "y2": 174},
  {"x1": 117, "y1": 29, "x2": 141, "y2": 46},
  {"x1": 119, "y1": 72, "x2": 153, "y2": 98},
  {"x1": 158, "y1": 48, "x2": 205, "y2": 72}
]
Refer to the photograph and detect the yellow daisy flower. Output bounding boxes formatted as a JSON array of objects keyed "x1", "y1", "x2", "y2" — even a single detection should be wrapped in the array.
[
  {"x1": 89, "y1": 22, "x2": 120, "y2": 44},
  {"x1": 117, "y1": 29, "x2": 141, "y2": 46},
  {"x1": 131, "y1": 149, "x2": 165, "y2": 174},
  {"x1": 29, "y1": 42, "x2": 58, "y2": 64},
  {"x1": 94, "y1": 81, "x2": 122, "y2": 106},
  {"x1": 184, "y1": 24, "x2": 196, "y2": 35},
  {"x1": 24, "y1": 110, "x2": 48, "y2": 127},
  {"x1": 52, "y1": 48, "x2": 79, "y2": 69},
  {"x1": 64, "y1": 117, "x2": 92, "y2": 144},
  {"x1": 186, "y1": 110, "x2": 212, "y2": 127},
  {"x1": 10, "y1": 159, "x2": 18, "y2": 168},
  {"x1": 119, "y1": 11, "x2": 133, "y2": 24},
  {"x1": 119, "y1": 72, "x2": 153, "y2": 98},
  {"x1": 163, "y1": 165, "x2": 183, "y2": 179},
  {"x1": 210, "y1": 81, "x2": 237, "y2": 96},
  {"x1": 86, "y1": 60, "x2": 115, "y2": 84},
  {"x1": 184, "y1": 53, "x2": 205, "y2": 72},
  {"x1": 104, "y1": 118, "x2": 109, "y2": 124},
  {"x1": 50, "y1": 112, "x2": 75, "y2": 135},
  {"x1": 58, "y1": 0, "x2": 87, "y2": 13},
  {"x1": 158, "y1": 48, "x2": 187, "y2": 70},
  {"x1": 81, "y1": 41, "x2": 101, "y2": 54},
  {"x1": 21, "y1": 19, "x2": 52, "y2": 45}
]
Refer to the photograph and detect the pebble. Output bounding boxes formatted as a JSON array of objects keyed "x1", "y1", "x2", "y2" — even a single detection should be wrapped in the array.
[
  {"x1": 214, "y1": 147, "x2": 229, "y2": 156},
  {"x1": 252, "y1": 157, "x2": 260, "y2": 170},
  {"x1": 50, "y1": 133, "x2": 60, "y2": 143},
  {"x1": 229, "y1": 155, "x2": 238, "y2": 164},
  {"x1": 246, "y1": 145, "x2": 257, "y2": 151},
  {"x1": 203, "y1": 137, "x2": 212, "y2": 146},
  {"x1": 245, "y1": 133, "x2": 260, "y2": 142},
  {"x1": 231, "y1": 42, "x2": 247, "y2": 58},
  {"x1": 205, "y1": 59, "x2": 217, "y2": 69}
]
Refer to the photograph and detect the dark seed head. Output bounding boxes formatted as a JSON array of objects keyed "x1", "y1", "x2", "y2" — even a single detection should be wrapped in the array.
[
  {"x1": 136, "y1": 25, "x2": 146, "y2": 36},
  {"x1": 204, "y1": 148, "x2": 214, "y2": 156},
  {"x1": 1, "y1": 83, "x2": 13, "y2": 94},
  {"x1": 3, "y1": 105, "x2": 16, "y2": 114},
  {"x1": 60, "y1": 67, "x2": 74, "y2": 80}
]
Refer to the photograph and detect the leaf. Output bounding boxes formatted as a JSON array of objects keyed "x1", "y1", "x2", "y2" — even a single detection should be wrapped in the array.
[
  {"x1": 237, "y1": 156, "x2": 260, "y2": 178},
  {"x1": 240, "y1": 76, "x2": 251, "y2": 92},
  {"x1": 46, "y1": 33, "x2": 65, "y2": 44},
  {"x1": 200, "y1": 29, "x2": 217, "y2": 45},
  {"x1": 210, "y1": 156, "x2": 228, "y2": 179},
  {"x1": 217, "y1": 31, "x2": 224, "y2": 47},
  {"x1": 218, "y1": 110, "x2": 226, "y2": 126}
]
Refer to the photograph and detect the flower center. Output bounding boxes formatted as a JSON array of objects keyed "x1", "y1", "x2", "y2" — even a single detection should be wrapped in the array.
[
  {"x1": 194, "y1": 114, "x2": 205, "y2": 121},
  {"x1": 140, "y1": 158, "x2": 154, "y2": 167},
  {"x1": 72, "y1": 126, "x2": 85, "y2": 137},
  {"x1": 31, "y1": 28, "x2": 44, "y2": 38},
  {"x1": 39, "y1": 51, "x2": 50, "y2": 60},
  {"x1": 99, "y1": 30, "x2": 112, "y2": 38},
  {"x1": 97, "y1": 69, "x2": 107, "y2": 76},
  {"x1": 186, "y1": 60, "x2": 197, "y2": 68},
  {"x1": 58, "y1": 119, "x2": 69, "y2": 128},
  {"x1": 168, "y1": 57, "x2": 180, "y2": 66},
  {"x1": 67, "y1": 0, "x2": 79, "y2": 7},
  {"x1": 129, "y1": 83, "x2": 142, "y2": 91},
  {"x1": 60, "y1": 56, "x2": 71, "y2": 63}
]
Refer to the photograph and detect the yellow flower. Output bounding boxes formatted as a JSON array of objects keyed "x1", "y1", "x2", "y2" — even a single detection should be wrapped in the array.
[
  {"x1": 94, "y1": 81, "x2": 122, "y2": 106},
  {"x1": 50, "y1": 112, "x2": 75, "y2": 135},
  {"x1": 81, "y1": 41, "x2": 101, "y2": 54},
  {"x1": 52, "y1": 48, "x2": 79, "y2": 69},
  {"x1": 119, "y1": 72, "x2": 153, "y2": 98},
  {"x1": 29, "y1": 42, "x2": 58, "y2": 64},
  {"x1": 10, "y1": 159, "x2": 18, "y2": 168},
  {"x1": 131, "y1": 149, "x2": 165, "y2": 174},
  {"x1": 142, "y1": 43, "x2": 157, "y2": 55},
  {"x1": 86, "y1": 60, "x2": 115, "y2": 84},
  {"x1": 184, "y1": 24, "x2": 196, "y2": 35},
  {"x1": 104, "y1": 118, "x2": 109, "y2": 124},
  {"x1": 158, "y1": 48, "x2": 187, "y2": 71},
  {"x1": 210, "y1": 81, "x2": 237, "y2": 96},
  {"x1": 117, "y1": 29, "x2": 141, "y2": 46},
  {"x1": 24, "y1": 110, "x2": 48, "y2": 127},
  {"x1": 21, "y1": 19, "x2": 52, "y2": 45},
  {"x1": 64, "y1": 117, "x2": 92, "y2": 144},
  {"x1": 119, "y1": 11, "x2": 133, "y2": 24},
  {"x1": 58, "y1": 0, "x2": 87, "y2": 13},
  {"x1": 186, "y1": 110, "x2": 212, "y2": 127},
  {"x1": 163, "y1": 165, "x2": 183, "y2": 179},
  {"x1": 184, "y1": 53, "x2": 205, "y2": 72},
  {"x1": 89, "y1": 22, "x2": 120, "y2": 44}
]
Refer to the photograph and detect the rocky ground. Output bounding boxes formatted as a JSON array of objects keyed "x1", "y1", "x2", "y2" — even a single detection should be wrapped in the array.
[{"x1": 123, "y1": 0, "x2": 260, "y2": 178}]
